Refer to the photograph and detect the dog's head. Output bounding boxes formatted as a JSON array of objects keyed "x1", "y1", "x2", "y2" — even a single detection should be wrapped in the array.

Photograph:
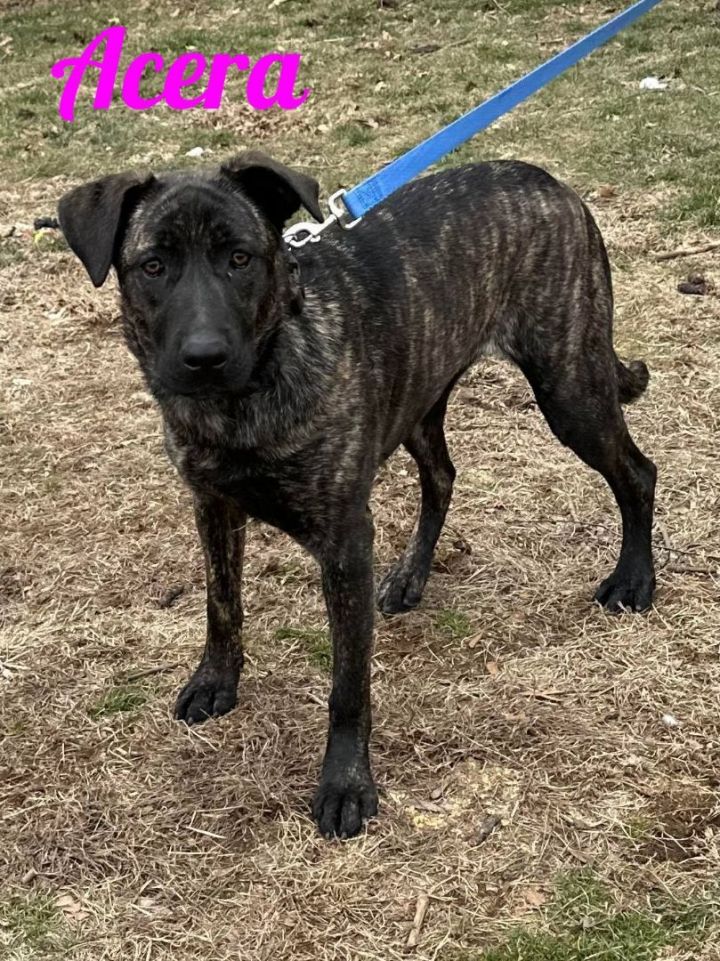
[{"x1": 58, "y1": 152, "x2": 323, "y2": 400}]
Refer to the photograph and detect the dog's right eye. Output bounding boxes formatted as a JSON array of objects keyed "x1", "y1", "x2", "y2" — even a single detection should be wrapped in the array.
[
  {"x1": 230, "y1": 250, "x2": 251, "y2": 269},
  {"x1": 142, "y1": 258, "x2": 164, "y2": 278}
]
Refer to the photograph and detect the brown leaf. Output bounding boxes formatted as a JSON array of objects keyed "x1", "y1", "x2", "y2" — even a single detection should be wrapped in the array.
[
  {"x1": 55, "y1": 894, "x2": 89, "y2": 921},
  {"x1": 523, "y1": 886, "x2": 547, "y2": 908}
]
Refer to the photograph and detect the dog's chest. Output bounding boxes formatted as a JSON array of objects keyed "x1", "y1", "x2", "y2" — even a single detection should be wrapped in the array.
[{"x1": 169, "y1": 438, "x2": 329, "y2": 547}]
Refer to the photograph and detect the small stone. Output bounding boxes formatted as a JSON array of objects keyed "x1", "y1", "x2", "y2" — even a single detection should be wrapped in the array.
[{"x1": 640, "y1": 76, "x2": 669, "y2": 91}]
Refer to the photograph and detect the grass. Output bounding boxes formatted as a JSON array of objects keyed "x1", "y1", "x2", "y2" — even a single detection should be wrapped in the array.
[
  {"x1": 0, "y1": 0, "x2": 719, "y2": 228},
  {"x1": 671, "y1": 184, "x2": 720, "y2": 229},
  {"x1": 456, "y1": 873, "x2": 719, "y2": 961},
  {"x1": 334, "y1": 121, "x2": 375, "y2": 147},
  {"x1": 0, "y1": 244, "x2": 27, "y2": 268},
  {"x1": 1, "y1": 1, "x2": 720, "y2": 960},
  {"x1": 0, "y1": 896, "x2": 66, "y2": 955},
  {"x1": 477, "y1": 907, "x2": 710, "y2": 961},
  {"x1": 275, "y1": 626, "x2": 332, "y2": 672},
  {"x1": 88, "y1": 683, "x2": 149, "y2": 718},
  {"x1": 435, "y1": 609, "x2": 473, "y2": 641},
  {"x1": 623, "y1": 814, "x2": 653, "y2": 842}
]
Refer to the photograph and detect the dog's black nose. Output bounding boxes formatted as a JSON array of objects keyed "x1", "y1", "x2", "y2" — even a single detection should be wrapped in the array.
[{"x1": 181, "y1": 335, "x2": 229, "y2": 372}]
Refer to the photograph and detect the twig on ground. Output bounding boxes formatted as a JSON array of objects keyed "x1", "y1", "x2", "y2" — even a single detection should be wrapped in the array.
[
  {"x1": 406, "y1": 892, "x2": 430, "y2": 950},
  {"x1": 657, "y1": 520, "x2": 675, "y2": 554},
  {"x1": 654, "y1": 242, "x2": 720, "y2": 262},
  {"x1": 123, "y1": 664, "x2": 180, "y2": 683},
  {"x1": 667, "y1": 565, "x2": 716, "y2": 577}
]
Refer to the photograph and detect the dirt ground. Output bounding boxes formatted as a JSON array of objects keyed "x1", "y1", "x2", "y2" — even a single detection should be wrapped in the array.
[{"x1": 1, "y1": 1, "x2": 719, "y2": 959}]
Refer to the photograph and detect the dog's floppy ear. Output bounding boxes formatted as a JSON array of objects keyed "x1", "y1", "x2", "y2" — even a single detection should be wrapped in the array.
[
  {"x1": 221, "y1": 151, "x2": 323, "y2": 231},
  {"x1": 58, "y1": 172, "x2": 155, "y2": 287}
]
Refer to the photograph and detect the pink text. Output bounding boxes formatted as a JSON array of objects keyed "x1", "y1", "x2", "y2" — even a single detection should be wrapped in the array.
[{"x1": 51, "y1": 26, "x2": 311, "y2": 122}]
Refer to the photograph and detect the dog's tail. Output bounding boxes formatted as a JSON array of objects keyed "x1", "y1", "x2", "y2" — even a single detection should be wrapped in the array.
[{"x1": 617, "y1": 357, "x2": 650, "y2": 405}]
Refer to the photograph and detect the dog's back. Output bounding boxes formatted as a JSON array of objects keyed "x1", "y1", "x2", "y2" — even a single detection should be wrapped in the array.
[{"x1": 298, "y1": 160, "x2": 616, "y2": 454}]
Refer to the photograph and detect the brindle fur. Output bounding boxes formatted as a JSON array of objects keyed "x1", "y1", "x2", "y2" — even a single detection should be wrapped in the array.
[{"x1": 58, "y1": 153, "x2": 657, "y2": 839}]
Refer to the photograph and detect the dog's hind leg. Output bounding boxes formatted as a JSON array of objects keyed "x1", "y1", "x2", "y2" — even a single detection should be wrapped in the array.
[
  {"x1": 378, "y1": 382, "x2": 457, "y2": 615},
  {"x1": 518, "y1": 341, "x2": 656, "y2": 613},
  {"x1": 175, "y1": 494, "x2": 245, "y2": 723}
]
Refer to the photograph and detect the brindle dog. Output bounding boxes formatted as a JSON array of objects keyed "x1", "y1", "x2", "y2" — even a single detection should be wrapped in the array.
[{"x1": 58, "y1": 152, "x2": 656, "y2": 838}]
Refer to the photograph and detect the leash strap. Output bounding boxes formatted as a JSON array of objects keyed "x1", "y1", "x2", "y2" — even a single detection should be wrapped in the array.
[
  {"x1": 284, "y1": 0, "x2": 664, "y2": 247},
  {"x1": 343, "y1": 0, "x2": 664, "y2": 221}
]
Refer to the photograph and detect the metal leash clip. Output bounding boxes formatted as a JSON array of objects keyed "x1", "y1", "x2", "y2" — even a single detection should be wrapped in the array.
[{"x1": 283, "y1": 189, "x2": 362, "y2": 248}]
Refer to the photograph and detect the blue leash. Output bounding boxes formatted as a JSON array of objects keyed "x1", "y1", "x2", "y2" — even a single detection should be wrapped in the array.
[{"x1": 284, "y1": 0, "x2": 665, "y2": 247}]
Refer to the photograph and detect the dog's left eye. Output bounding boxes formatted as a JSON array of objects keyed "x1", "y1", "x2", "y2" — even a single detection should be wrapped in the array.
[
  {"x1": 141, "y1": 258, "x2": 164, "y2": 278},
  {"x1": 230, "y1": 250, "x2": 251, "y2": 269}
]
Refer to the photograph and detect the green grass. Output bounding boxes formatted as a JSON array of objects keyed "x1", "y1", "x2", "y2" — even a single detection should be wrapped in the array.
[
  {"x1": 0, "y1": 895, "x2": 67, "y2": 955},
  {"x1": 435, "y1": 609, "x2": 473, "y2": 641},
  {"x1": 88, "y1": 683, "x2": 149, "y2": 718},
  {"x1": 670, "y1": 183, "x2": 720, "y2": 229},
  {"x1": 334, "y1": 121, "x2": 375, "y2": 148},
  {"x1": 623, "y1": 814, "x2": 653, "y2": 842},
  {"x1": 449, "y1": 872, "x2": 719, "y2": 961},
  {"x1": 275, "y1": 626, "x2": 332, "y2": 672},
  {"x1": 0, "y1": 244, "x2": 27, "y2": 268},
  {"x1": 1, "y1": 0, "x2": 718, "y2": 233}
]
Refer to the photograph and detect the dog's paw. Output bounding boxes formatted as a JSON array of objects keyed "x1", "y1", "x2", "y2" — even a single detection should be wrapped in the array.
[
  {"x1": 377, "y1": 563, "x2": 427, "y2": 615},
  {"x1": 312, "y1": 771, "x2": 378, "y2": 840},
  {"x1": 174, "y1": 667, "x2": 238, "y2": 725},
  {"x1": 594, "y1": 567, "x2": 655, "y2": 613}
]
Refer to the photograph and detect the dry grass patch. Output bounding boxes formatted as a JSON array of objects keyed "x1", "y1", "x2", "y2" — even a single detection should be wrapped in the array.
[{"x1": 2, "y1": 1, "x2": 720, "y2": 959}]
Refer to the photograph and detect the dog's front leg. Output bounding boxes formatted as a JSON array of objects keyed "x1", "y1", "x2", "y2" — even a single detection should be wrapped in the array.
[
  {"x1": 175, "y1": 494, "x2": 245, "y2": 724},
  {"x1": 313, "y1": 510, "x2": 378, "y2": 839}
]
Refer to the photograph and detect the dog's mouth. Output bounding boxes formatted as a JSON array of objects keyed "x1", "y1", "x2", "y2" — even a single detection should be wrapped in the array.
[
  {"x1": 152, "y1": 356, "x2": 259, "y2": 402},
  {"x1": 154, "y1": 375, "x2": 255, "y2": 402}
]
